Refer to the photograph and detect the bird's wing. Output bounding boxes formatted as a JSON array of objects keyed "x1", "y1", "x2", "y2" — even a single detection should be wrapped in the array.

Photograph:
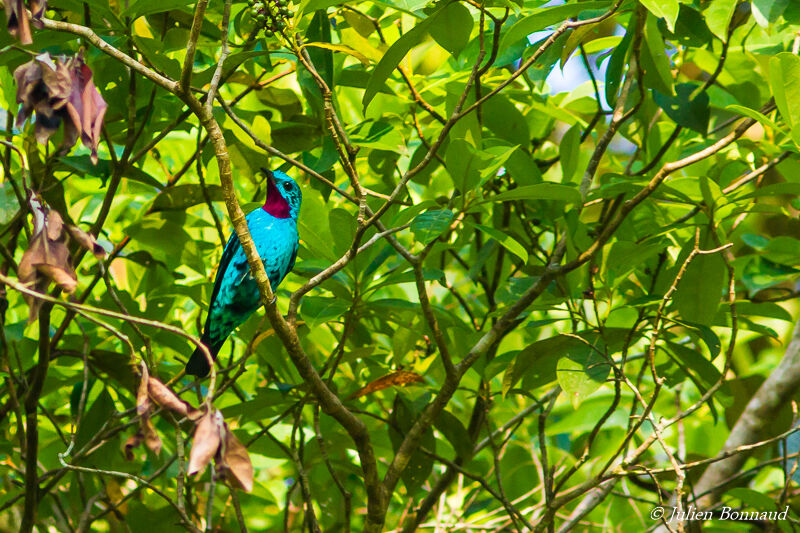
[{"x1": 207, "y1": 231, "x2": 240, "y2": 319}]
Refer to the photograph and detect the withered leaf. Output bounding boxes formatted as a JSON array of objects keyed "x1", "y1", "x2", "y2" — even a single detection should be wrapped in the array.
[
  {"x1": 65, "y1": 58, "x2": 107, "y2": 164},
  {"x1": 143, "y1": 418, "x2": 162, "y2": 456},
  {"x1": 137, "y1": 363, "x2": 150, "y2": 416},
  {"x1": 34, "y1": 264, "x2": 77, "y2": 292},
  {"x1": 66, "y1": 224, "x2": 106, "y2": 259},
  {"x1": 348, "y1": 371, "x2": 425, "y2": 400},
  {"x1": 18, "y1": 205, "x2": 78, "y2": 320},
  {"x1": 45, "y1": 209, "x2": 63, "y2": 240},
  {"x1": 221, "y1": 428, "x2": 253, "y2": 492},
  {"x1": 147, "y1": 377, "x2": 197, "y2": 418},
  {"x1": 187, "y1": 410, "x2": 224, "y2": 477},
  {"x1": 29, "y1": 0, "x2": 46, "y2": 28},
  {"x1": 124, "y1": 432, "x2": 142, "y2": 461},
  {"x1": 13, "y1": 52, "x2": 106, "y2": 162},
  {"x1": 4, "y1": 0, "x2": 33, "y2": 45}
]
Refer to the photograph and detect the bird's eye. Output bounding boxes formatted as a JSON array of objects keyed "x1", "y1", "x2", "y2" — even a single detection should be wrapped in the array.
[{"x1": 282, "y1": 182, "x2": 292, "y2": 192}]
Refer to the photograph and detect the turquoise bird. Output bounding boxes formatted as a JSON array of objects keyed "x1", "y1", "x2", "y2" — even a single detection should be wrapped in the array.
[{"x1": 185, "y1": 169, "x2": 302, "y2": 377}]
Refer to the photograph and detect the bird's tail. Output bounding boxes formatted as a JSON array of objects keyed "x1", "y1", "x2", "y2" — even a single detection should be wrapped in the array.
[{"x1": 185, "y1": 341, "x2": 221, "y2": 378}]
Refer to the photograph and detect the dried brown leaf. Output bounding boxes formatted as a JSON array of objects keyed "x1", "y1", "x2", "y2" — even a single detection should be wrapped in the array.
[
  {"x1": 18, "y1": 208, "x2": 79, "y2": 319},
  {"x1": 187, "y1": 410, "x2": 223, "y2": 477},
  {"x1": 45, "y1": 209, "x2": 63, "y2": 240},
  {"x1": 64, "y1": 58, "x2": 107, "y2": 164},
  {"x1": 348, "y1": 371, "x2": 425, "y2": 400},
  {"x1": 35, "y1": 263, "x2": 77, "y2": 293},
  {"x1": 13, "y1": 53, "x2": 106, "y2": 162},
  {"x1": 40, "y1": 60, "x2": 72, "y2": 107},
  {"x1": 137, "y1": 363, "x2": 150, "y2": 416},
  {"x1": 221, "y1": 428, "x2": 253, "y2": 492},
  {"x1": 147, "y1": 377, "x2": 191, "y2": 417},
  {"x1": 186, "y1": 406, "x2": 204, "y2": 422},
  {"x1": 124, "y1": 432, "x2": 142, "y2": 461},
  {"x1": 5, "y1": 0, "x2": 32, "y2": 44},
  {"x1": 143, "y1": 418, "x2": 162, "y2": 456},
  {"x1": 29, "y1": 0, "x2": 46, "y2": 28},
  {"x1": 66, "y1": 225, "x2": 106, "y2": 259}
]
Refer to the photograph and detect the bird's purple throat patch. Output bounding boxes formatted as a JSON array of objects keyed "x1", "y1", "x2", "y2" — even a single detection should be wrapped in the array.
[{"x1": 262, "y1": 176, "x2": 291, "y2": 218}]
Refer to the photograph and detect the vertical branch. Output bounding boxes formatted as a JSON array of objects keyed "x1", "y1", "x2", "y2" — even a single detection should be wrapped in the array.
[{"x1": 20, "y1": 304, "x2": 52, "y2": 533}]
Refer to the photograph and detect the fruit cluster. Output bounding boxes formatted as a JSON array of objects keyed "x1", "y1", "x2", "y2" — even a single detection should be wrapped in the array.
[{"x1": 248, "y1": 0, "x2": 292, "y2": 36}]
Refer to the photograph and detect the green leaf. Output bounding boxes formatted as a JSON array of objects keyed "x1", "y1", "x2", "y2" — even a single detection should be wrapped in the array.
[
  {"x1": 483, "y1": 96, "x2": 530, "y2": 146},
  {"x1": 499, "y1": 1, "x2": 612, "y2": 52},
  {"x1": 725, "y1": 104, "x2": 785, "y2": 132},
  {"x1": 410, "y1": 209, "x2": 453, "y2": 244},
  {"x1": 605, "y1": 30, "x2": 631, "y2": 107},
  {"x1": 751, "y1": 0, "x2": 789, "y2": 28},
  {"x1": 482, "y1": 183, "x2": 582, "y2": 204},
  {"x1": 504, "y1": 335, "x2": 584, "y2": 395},
  {"x1": 703, "y1": 0, "x2": 739, "y2": 41},
  {"x1": 430, "y1": 2, "x2": 473, "y2": 57},
  {"x1": 303, "y1": 42, "x2": 371, "y2": 66},
  {"x1": 388, "y1": 395, "x2": 435, "y2": 495},
  {"x1": 640, "y1": 14, "x2": 674, "y2": 95},
  {"x1": 121, "y1": 0, "x2": 192, "y2": 18},
  {"x1": 653, "y1": 83, "x2": 710, "y2": 134},
  {"x1": 560, "y1": 125, "x2": 580, "y2": 182},
  {"x1": 445, "y1": 139, "x2": 481, "y2": 191},
  {"x1": 0, "y1": 182, "x2": 20, "y2": 225},
  {"x1": 300, "y1": 296, "x2": 351, "y2": 328},
  {"x1": 769, "y1": 53, "x2": 800, "y2": 132},
  {"x1": 664, "y1": 341, "x2": 721, "y2": 391},
  {"x1": 469, "y1": 223, "x2": 528, "y2": 263},
  {"x1": 434, "y1": 410, "x2": 473, "y2": 459},
  {"x1": 640, "y1": 0, "x2": 679, "y2": 32},
  {"x1": 672, "y1": 249, "x2": 726, "y2": 327},
  {"x1": 298, "y1": 189, "x2": 338, "y2": 262},
  {"x1": 557, "y1": 347, "x2": 610, "y2": 408},
  {"x1": 151, "y1": 184, "x2": 223, "y2": 212},
  {"x1": 363, "y1": 6, "x2": 445, "y2": 109},
  {"x1": 762, "y1": 236, "x2": 800, "y2": 265}
]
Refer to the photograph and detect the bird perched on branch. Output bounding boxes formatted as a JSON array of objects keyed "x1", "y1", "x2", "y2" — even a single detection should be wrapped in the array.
[{"x1": 185, "y1": 169, "x2": 302, "y2": 377}]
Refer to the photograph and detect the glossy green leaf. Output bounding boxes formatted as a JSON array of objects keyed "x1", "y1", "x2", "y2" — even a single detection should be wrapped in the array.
[
  {"x1": 410, "y1": 209, "x2": 453, "y2": 244},
  {"x1": 430, "y1": 2, "x2": 473, "y2": 57},
  {"x1": 640, "y1": 0, "x2": 679, "y2": 32},
  {"x1": 0, "y1": 182, "x2": 20, "y2": 225},
  {"x1": 640, "y1": 14, "x2": 674, "y2": 95},
  {"x1": 482, "y1": 183, "x2": 582, "y2": 204},
  {"x1": 703, "y1": 0, "x2": 739, "y2": 41},
  {"x1": 769, "y1": 53, "x2": 800, "y2": 134},
  {"x1": 672, "y1": 250, "x2": 726, "y2": 327},
  {"x1": 151, "y1": 184, "x2": 223, "y2": 212},
  {"x1": 557, "y1": 348, "x2": 610, "y2": 408},
  {"x1": 469, "y1": 222, "x2": 528, "y2": 263},
  {"x1": 653, "y1": 83, "x2": 710, "y2": 134},
  {"x1": 363, "y1": 6, "x2": 444, "y2": 109},
  {"x1": 499, "y1": 1, "x2": 612, "y2": 52},
  {"x1": 300, "y1": 296, "x2": 351, "y2": 328}
]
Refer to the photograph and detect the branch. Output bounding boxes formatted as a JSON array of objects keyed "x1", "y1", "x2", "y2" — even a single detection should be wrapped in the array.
[
  {"x1": 692, "y1": 319, "x2": 800, "y2": 508},
  {"x1": 181, "y1": 0, "x2": 210, "y2": 94},
  {"x1": 38, "y1": 18, "x2": 178, "y2": 93}
]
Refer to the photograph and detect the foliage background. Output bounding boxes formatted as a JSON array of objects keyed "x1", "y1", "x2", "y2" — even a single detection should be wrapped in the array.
[{"x1": 2, "y1": 0, "x2": 800, "y2": 531}]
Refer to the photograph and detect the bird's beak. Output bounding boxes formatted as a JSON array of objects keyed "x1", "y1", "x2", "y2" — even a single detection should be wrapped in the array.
[{"x1": 261, "y1": 168, "x2": 275, "y2": 198}]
